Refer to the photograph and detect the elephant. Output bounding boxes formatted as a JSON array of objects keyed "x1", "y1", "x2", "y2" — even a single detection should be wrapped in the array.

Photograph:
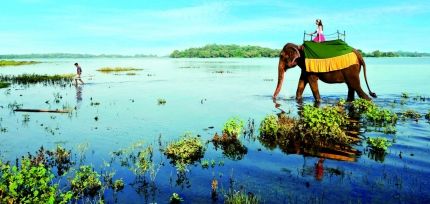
[{"x1": 272, "y1": 43, "x2": 377, "y2": 102}]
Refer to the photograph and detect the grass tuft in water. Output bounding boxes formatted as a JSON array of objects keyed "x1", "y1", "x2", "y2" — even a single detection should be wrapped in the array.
[
  {"x1": 157, "y1": 98, "x2": 167, "y2": 105},
  {"x1": 0, "y1": 60, "x2": 40, "y2": 67},
  {"x1": 97, "y1": 67, "x2": 143, "y2": 73},
  {"x1": 0, "y1": 81, "x2": 10, "y2": 89},
  {"x1": 224, "y1": 190, "x2": 260, "y2": 204},
  {"x1": 0, "y1": 74, "x2": 74, "y2": 86}
]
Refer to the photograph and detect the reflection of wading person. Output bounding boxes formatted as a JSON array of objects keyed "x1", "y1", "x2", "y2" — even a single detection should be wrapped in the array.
[
  {"x1": 74, "y1": 63, "x2": 84, "y2": 85},
  {"x1": 310, "y1": 19, "x2": 325, "y2": 42}
]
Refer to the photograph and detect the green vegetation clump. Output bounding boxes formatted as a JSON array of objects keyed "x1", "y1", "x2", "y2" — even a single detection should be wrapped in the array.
[
  {"x1": 157, "y1": 98, "x2": 167, "y2": 105},
  {"x1": 0, "y1": 82, "x2": 10, "y2": 89},
  {"x1": 97, "y1": 67, "x2": 143, "y2": 73},
  {"x1": 299, "y1": 105, "x2": 350, "y2": 144},
  {"x1": 113, "y1": 179, "x2": 124, "y2": 192},
  {"x1": 136, "y1": 146, "x2": 153, "y2": 173},
  {"x1": 70, "y1": 166, "x2": 102, "y2": 197},
  {"x1": 352, "y1": 99, "x2": 397, "y2": 126},
  {"x1": 223, "y1": 117, "x2": 244, "y2": 137},
  {"x1": 400, "y1": 110, "x2": 421, "y2": 121},
  {"x1": 224, "y1": 190, "x2": 260, "y2": 204},
  {"x1": 0, "y1": 74, "x2": 74, "y2": 85},
  {"x1": 169, "y1": 193, "x2": 184, "y2": 204},
  {"x1": 170, "y1": 44, "x2": 279, "y2": 58},
  {"x1": 0, "y1": 158, "x2": 72, "y2": 204},
  {"x1": 425, "y1": 111, "x2": 430, "y2": 120},
  {"x1": 367, "y1": 137, "x2": 391, "y2": 152},
  {"x1": 0, "y1": 60, "x2": 40, "y2": 66},
  {"x1": 259, "y1": 115, "x2": 279, "y2": 137},
  {"x1": 164, "y1": 133, "x2": 205, "y2": 172}
]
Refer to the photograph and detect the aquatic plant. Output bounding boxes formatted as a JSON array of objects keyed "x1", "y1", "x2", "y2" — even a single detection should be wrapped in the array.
[
  {"x1": 0, "y1": 60, "x2": 40, "y2": 66},
  {"x1": 157, "y1": 98, "x2": 167, "y2": 105},
  {"x1": 367, "y1": 137, "x2": 391, "y2": 152},
  {"x1": 400, "y1": 109, "x2": 421, "y2": 121},
  {"x1": 164, "y1": 133, "x2": 205, "y2": 172},
  {"x1": 0, "y1": 158, "x2": 72, "y2": 204},
  {"x1": 113, "y1": 179, "x2": 124, "y2": 192},
  {"x1": 97, "y1": 67, "x2": 143, "y2": 73},
  {"x1": 224, "y1": 190, "x2": 260, "y2": 204},
  {"x1": 201, "y1": 160, "x2": 210, "y2": 169},
  {"x1": 223, "y1": 117, "x2": 244, "y2": 137},
  {"x1": 299, "y1": 104, "x2": 350, "y2": 145},
  {"x1": 169, "y1": 193, "x2": 184, "y2": 203},
  {"x1": 401, "y1": 92, "x2": 409, "y2": 98},
  {"x1": 352, "y1": 99, "x2": 397, "y2": 126},
  {"x1": 0, "y1": 74, "x2": 74, "y2": 86},
  {"x1": 425, "y1": 111, "x2": 430, "y2": 120},
  {"x1": 0, "y1": 82, "x2": 10, "y2": 89},
  {"x1": 70, "y1": 166, "x2": 102, "y2": 197},
  {"x1": 46, "y1": 145, "x2": 73, "y2": 176},
  {"x1": 259, "y1": 114, "x2": 279, "y2": 137},
  {"x1": 136, "y1": 146, "x2": 153, "y2": 173}
]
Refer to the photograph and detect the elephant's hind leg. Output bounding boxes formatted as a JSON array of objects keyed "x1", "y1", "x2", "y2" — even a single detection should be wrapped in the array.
[{"x1": 348, "y1": 73, "x2": 371, "y2": 100}]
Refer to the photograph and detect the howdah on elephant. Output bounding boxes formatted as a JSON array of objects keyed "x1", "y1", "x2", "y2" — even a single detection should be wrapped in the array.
[{"x1": 273, "y1": 41, "x2": 376, "y2": 102}]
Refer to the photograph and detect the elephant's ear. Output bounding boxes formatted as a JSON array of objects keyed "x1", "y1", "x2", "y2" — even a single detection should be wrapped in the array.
[{"x1": 283, "y1": 44, "x2": 300, "y2": 67}]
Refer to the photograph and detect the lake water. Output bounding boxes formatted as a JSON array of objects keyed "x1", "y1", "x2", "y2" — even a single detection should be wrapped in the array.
[{"x1": 1, "y1": 57, "x2": 430, "y2": 203}]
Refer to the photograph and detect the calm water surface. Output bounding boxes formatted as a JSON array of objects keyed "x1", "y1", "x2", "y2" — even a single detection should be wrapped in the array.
[{"x1": 1, "y1": 57, "x2": 430, "y2": 203}]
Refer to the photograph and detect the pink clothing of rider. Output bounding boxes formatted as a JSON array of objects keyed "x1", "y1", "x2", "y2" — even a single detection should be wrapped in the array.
[{"x1": 312, "y1": 19, "x2": 325, "y2": 42}]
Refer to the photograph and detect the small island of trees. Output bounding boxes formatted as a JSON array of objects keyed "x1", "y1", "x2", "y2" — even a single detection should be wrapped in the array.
[{"x1": 170, "y1": 44, "x2": 280, "y2": 58}]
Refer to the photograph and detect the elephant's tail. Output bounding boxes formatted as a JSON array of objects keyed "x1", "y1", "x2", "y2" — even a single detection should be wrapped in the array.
[{"x1": 354, "y1": 50, "x2": 377, "y2": 98}]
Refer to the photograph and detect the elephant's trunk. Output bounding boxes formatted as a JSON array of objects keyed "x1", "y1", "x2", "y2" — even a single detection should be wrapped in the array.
[{"x1": 273, "y1": 58, "x2": 286, "y2": 98}]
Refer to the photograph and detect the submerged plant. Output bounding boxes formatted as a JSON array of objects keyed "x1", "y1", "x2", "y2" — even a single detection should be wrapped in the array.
[
  {"x1": 223, "y1": 117, "x2": 244, "y2": 137},
  {"x1": 70, "y1": 166, "x2": 102, "y2": 197},
  {"x1": 367, "y1": 137, "x2": 392, "y2": 152},
  {"x1": 0, "y1": 158, "x2": 72, "y2": 204},
  {"x1": 164, "y1": 133, "x2": 205, "y2": 172}
]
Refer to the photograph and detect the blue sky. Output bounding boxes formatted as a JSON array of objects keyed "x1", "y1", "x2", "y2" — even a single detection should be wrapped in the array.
[{"x1": 1, "y1": 0, "x2": 429, "y2": 55}]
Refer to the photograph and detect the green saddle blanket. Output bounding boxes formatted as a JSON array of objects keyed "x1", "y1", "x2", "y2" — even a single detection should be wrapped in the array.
[
  {"x1": 303, "y1": 39, "x2": 354, "y2": 59},
  {"x1": 302, "y1": 40, "x2": 358, "y2": 73}
]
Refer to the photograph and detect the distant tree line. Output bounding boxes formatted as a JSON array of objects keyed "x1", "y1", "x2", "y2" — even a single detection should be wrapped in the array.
[
  {"x1": 170, "y1": 44, "x2": 280, "y2": 58},
  {"x1": 357, "y1": 50, "x2": 430, "y2": 57},
  {"x1": 0, "y1": 53, "x2": 157, "y2": 59}
]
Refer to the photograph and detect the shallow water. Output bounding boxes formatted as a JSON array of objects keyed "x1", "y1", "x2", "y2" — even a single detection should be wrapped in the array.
[{"x1": 1, "y1": 57, "x2": 430, "y2": 203}]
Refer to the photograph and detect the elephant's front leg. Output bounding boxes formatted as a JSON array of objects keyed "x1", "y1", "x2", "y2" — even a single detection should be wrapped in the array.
[
  {"x1": 295, "y1": 79, "x2": 308, "y2": 101},
  {"x1": 308, "y1": 75, "x2": 321, "y2": 102}
]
